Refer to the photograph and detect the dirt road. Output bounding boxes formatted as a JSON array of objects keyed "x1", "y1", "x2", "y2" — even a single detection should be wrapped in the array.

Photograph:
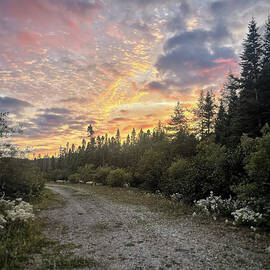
[{"x1": 42, "y1": 184, "x2": 270, "y2": 270}]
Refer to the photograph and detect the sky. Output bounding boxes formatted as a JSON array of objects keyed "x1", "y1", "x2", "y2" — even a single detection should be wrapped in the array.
[{"x1": 0, "y1": 0, "x2": 270, "y2": 156}]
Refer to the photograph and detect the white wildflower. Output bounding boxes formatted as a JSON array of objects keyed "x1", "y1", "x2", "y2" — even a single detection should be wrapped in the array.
[
  {"x1": 0, "y1": 214, "x2": 6, "y2": 227},
  {"x1": 5, "y1": 200, "x2": 34, "y2": 223},
  {"x1": 192, "y1": 212, "x2": 197, "y2": 217},
  {"x1": 231, "y1": 207, "x2": 262, "y2": 225}
]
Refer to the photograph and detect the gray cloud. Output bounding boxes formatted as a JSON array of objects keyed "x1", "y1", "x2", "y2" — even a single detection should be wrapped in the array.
[
  {"x1": 38, "y1": 107, "x2": 72, "y2": 114},
  {"x1": 116, "y1": 0, "x2": 175, "y2": 7},
  {"x1": 0, "y1": 96, "x2": 32, "y2": 116},
  {"x1": 165, "y1": 0, "x2": 192, "y2": 33}
]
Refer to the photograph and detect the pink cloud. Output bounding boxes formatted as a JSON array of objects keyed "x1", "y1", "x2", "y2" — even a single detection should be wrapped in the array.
[
  {"x1": 17, "y1": 31, "x2": 41, "y2": 48},
  {"x1": 106, "y1": 22, "x2": 123, "y2": 40},
  {"x1": 214, "y1": 58, "x2": 238, "y2": 66},
  {"x1": 1, "y1": 0, "x2": 100, "y2": 51}
]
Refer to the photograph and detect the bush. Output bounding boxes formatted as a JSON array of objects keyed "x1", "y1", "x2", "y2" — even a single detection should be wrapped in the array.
[
  {"x1": 0, "y1": 198, "x2": 42, "y2": 269},
  {"x1": 93, "y1": 166, "x2": 112, "y2": 184},
  {"x1": 196, "y1": 191, "x2": 243, "y2": 218},
  {"x1": 106, "y1": 168, "x2": 131, "y2": 187},
  {"x1": 161, "y1": 158, "x2": 189, "y2": 196},
  {"x1": 47, "y1": 169, "x2": 71, "y2": 181},
  {"x1": 184, "y1": 137, "x2": 228, "y2": 202},
  {"x1": 231, "y1": 207, "x2": 263, "y2": 226},
  {"x1": 77, "y1": 164, "x2": 95, "y2": 182},
  {"x1": 135, "y1": 150, "x2": 168, "y2": 191},
  {"x1": 233, "y1": 126, "x2": 270, "y2": 215},
  {"x1": 68, "y1": 173, "x2": 81, "y2": 183},
  {"x1": 0, "y1": 158, "x2": 45, "y2": 200}
]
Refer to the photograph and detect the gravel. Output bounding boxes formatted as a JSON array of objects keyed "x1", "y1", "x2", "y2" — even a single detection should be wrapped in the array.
[{"x1": 41, "y1": 184, "x2": 270, "y2": 270}]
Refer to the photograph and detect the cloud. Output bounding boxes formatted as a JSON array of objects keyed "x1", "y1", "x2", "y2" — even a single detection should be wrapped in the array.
[
  {"x1": 116, "y1": 0, "x2": 175, "y2": 8},
  {"x1": 0, "y1": 96, "x2": 32, "y2": 116},
  {"x1": 147, "y1": 81, "x2": 167, "y2": 92},
  {"x1": 38, "y1": 107, "x2": 72, "y2": 114},
  {"x1": 108, "y1": 117, "x2": 131, "y2": 124},
  {"x1": 165, "y1": 0, "x2": 193, "y2": 33},
  {"x1": 0, "y1": 0, "x2": 101, "y2": 52},
  {"x1": 210, "y1": 0, "x2": 262, "y2": 17},
  {"x1": 156, "y1": 17, "x2": 237, "y2": 90}
]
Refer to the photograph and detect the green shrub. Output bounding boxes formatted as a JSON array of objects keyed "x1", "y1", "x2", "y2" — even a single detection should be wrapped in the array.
[
  {"x1": 47, "y1": 169, "x2": 71, "y2": 181},
  {"x1": 77, "y1": 164, "x2": 95, "y2": 182},
  {"x1": 135, "y1": 150, "x2": 167, "y2": 191},
  {"x1": 161, "y1": 158, "x2": 189, "y2": 195},
  {"x1": 233, "y1": 126, "x2": 270, "y2": 214},
  {"x1": 68, "y1": 173, "x2": 81, "y2": 183},
  {"x1": 106, "y1": 168, "x2": 131, "y2": 187},
  {"x1": 0, "y1": 158, "x2": 45, "y2": 200},
  {"x1": 169, "y1": 137, "x2": 229, "y2": 203},
  {"x1": 93, "y1": 166, "x2": 112, "y2": 184}
]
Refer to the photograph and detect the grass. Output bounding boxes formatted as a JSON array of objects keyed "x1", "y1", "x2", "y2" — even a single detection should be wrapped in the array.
[
  {"x1": 125, "y1": 242, "x2": 135, "y2": 247},
  {"x1": 33, "y1": 187, "x2": 66, "y2": 211},
  {"x1": 37, "y1": 242, "x2": 96, "y2": 270},
  {"x1": 0, "y1": 219, "x2": 50, "y2": 270},
  {"x1": 0, "y1": 188, "x2": 96, "y2": 270},
  {"x1": 67, "y1": 183, "x2": 196, "y2": 219}
]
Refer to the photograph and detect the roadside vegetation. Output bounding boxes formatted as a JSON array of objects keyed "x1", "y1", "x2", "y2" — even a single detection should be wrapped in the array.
[{"x1": 0, "y1": 114, "x2": 96, "y2": 269}]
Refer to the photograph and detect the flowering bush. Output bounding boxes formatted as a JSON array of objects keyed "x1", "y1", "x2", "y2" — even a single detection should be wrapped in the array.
[
  {"x1": 195, "y1": 191, "x2": 264, "y2": 227},
  {"x1": 0, "y1": 214, "x2": 7, "y2": 229},
  {"x1": 196, "y1": 191, "x2": 243, "y2": 217},
  {"x1": 231, "y1": 207, "x2": 263, "y2": 225},
  {"x1": 170, "y1": 193, "x2": 182, "y2": 202},
  {"x1": 0, "y1": 198, "x2": 34, "y2": 226}
]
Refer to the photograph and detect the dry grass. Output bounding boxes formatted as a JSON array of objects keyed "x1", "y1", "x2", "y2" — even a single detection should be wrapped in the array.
[
  {"x1": 34, "y1": 188, "x2": 66, "y2": 211},
  {"x1": 67, "y1": 183, "x2": 195, "y2": 219}
]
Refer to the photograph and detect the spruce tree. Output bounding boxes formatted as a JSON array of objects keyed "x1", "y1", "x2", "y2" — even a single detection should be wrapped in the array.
[
  {"x1": 240, "y1": 18, "x2": 262, "y2": 89},
  {"x1": 116, "y1": 129, "x2": 121, "y2": 145},
  {"x1": 167, "y1": 101, "x2": 187, "y2": 136},
  {"x1": 238, "y1": 18, "x2": 263, "y2": 137},
  {"x1": 193, "y1": 90, "x2": 205, "y2": 138},
  {"x1": 202, "y1": 90, "x2": 216, "y2": 136},
  {"x1": 259, "y1": 16, "x2": 270, "y2": 127},
  {"x1": 131, "y1": 128, "x2": 136, "y2": 145},
  {"x1": 215, "y1": 100, "x2": 227, "y2": 144},
  {"x1": 222, "y1": 74, "x2": 240, "y2": 145}
]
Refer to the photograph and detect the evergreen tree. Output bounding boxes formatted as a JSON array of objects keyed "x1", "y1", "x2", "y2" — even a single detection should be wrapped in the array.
[
  {"x1": 220, "y1": 74, "x2": 240, "y2": 145},
  {"x1": 240, "y1": 17, "x2": 262, "y2": 88},
  {"x1": 238, "y1": 18, "x2": 263, "y2": 137},
  {"x1": 259, "y1": 16, "x2": 270, "y2": 127},
  {"x1": 215, "y1": 100, "x2": 227, "y2": 144},
  {"x1": 203, "y1": 90, "x2": 216, "y2": 136},
  {"x1": 131, "y1": 128, "x2": 136, "y2": 145},
  {"x1": 193, "y1": 90, "x2": 205, "y2": 138},
  {"x1": 116, "y1": 129, "x2": 121, "y2": 145},
  {"x1": 87, "y1": 124, "x2": 95, "y2": 139},
  {"x1": 194, "y1": 90, "x2": 216, "y2": 138},
  {"x1": 167, "y1": 101, "x2": 187, "y2": 136},
  {"x1": 126, "y1": 134, "x2": 130, "y2": 145}
]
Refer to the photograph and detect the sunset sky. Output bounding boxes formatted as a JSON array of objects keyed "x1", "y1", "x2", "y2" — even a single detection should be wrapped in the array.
[{"x1": 1, "y1": 0, "x2": 270, "y2": 156}]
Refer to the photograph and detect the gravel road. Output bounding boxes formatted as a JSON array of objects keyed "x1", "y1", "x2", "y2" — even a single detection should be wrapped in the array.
[{"x1": 42, "y1": 184, "x2": 270, "y2": 270}]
